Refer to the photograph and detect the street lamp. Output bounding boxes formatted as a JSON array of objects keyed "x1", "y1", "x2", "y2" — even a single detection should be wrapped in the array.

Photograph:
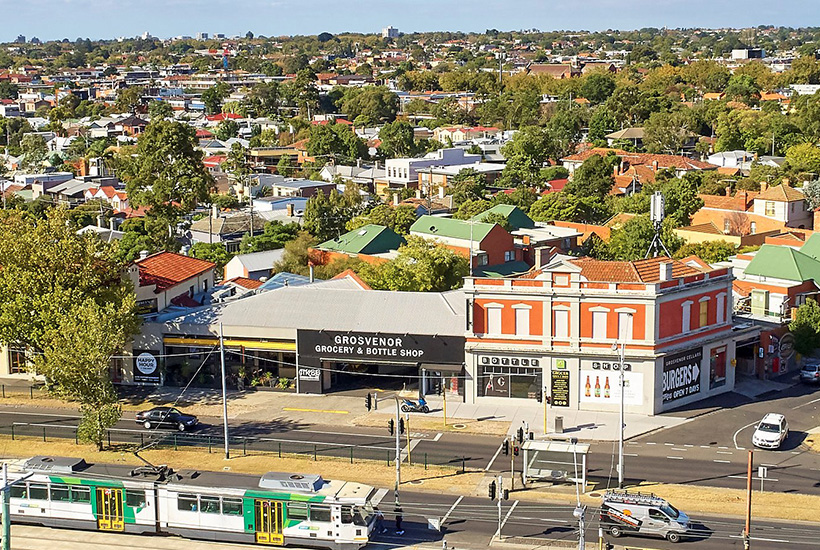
[{"x1": 612, "y1": 313, "x2": 632, "y2": 489}]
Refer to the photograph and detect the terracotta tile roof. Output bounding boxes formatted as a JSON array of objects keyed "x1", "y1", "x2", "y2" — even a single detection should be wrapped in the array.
[
  {"x1": 225, "y1": 276, "x2": 264, "y2": 290},
  {"x1": 562, "y1": 148, "x2": 718, "y2": 171},
  {"x1": 699, "y1": 192, "x2": 758, "y2": 212},
  {"x1": 568, "y1": 256, "x2": 703, "y2": 283},
  {"x1": 679, "y1": 221, "x2": 723, "y2": 235},
  {"x1": 757, "y1": 184, "x2": 804, "y2": 202},
  {"x1": 135, "y1": 251, "x2": 215, "y2": 293}
]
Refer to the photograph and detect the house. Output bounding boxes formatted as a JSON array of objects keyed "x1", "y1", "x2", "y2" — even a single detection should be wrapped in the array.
[
  {"x1": 464, "y1": 256, "x2": 756, "y2": 412},
  {"x1": 266, "y1": 179, "x2": 336, "y2": 198},
  {"x1": 707, "y1": 150, "x2": 756, "y2": 171},
  {"x1": 311, "y1": 224, "x2": 405, "y2": 265},
  {"x1": 471, "y1": 205, "x2": 583, "y2": 259},
  {"x1": 416, "y1": 161, "x2": 505, "y2": 191},
  {"x1": 128, "y1": 251, "x2": 216, "y2": 315},
  {"x1": 527, "y1": 64, "x2": 579, "y2": 79},
  {"x1": 561, "y1": 148, "x2": 718, "y2": 179},
  {"x1": 189, "y1": 211, "x2": 267, "y2": 252},
  {"x1": 117, "y1": 115, "x2": 149, "y2": 136},
  {"x1": 378, "y1": 148, "x2": 482, "y2": 195},
  {"x1": 605, "y1": 128, "x2": 644, "y2": 148},
  {"x1": 223, "y1": 249, "x2": 286, "y2": 281},
  {"x1": 252, "y1": 196, "x2": 309, "y2": 214},
  {"x1": 409, "y1": 215, "x2": 519, "y2": 271}
]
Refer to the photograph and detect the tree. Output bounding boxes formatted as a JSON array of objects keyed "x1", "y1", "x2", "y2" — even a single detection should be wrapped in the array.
[
  {"x1": 673, "y1": 240, "x2": 736, "y2": 263},
  {"x1": 529, "y1": 192, "x2": 611, "y2": 224},
  {"x1": 306, "y1": 123, "x2": 368, "y2": 163},
  {"x1": 643, "y1": 110, "x2": 697, "y2": 154},
  {"x1": 453, "y1": 199, "x2": 493, "y2": 220},
  {"x1": 115, "y1": 86, "x2": 144, "y2": 113},
  {"x1": 20, "y1": 133, "x2": 48, "y2": 169},
  {"x1": 215, "y1": 119, "x2": 240, "y2": 141},
  {"x1": 272, "y1": 231, "x2": 317, "y2": 275},
  {"x1": 786, "y1": 143, "x2": 820, "y2": 176},
  {"x1": 724, "y1": 74, "x2": 760, "y2": 105},
  {"x1": 377, "y1": 121, "x2": 417, "y2": 158},
  {"x1": 791, "y1": 299, "x2": 820, "y2": 356},
  {"x1": 120, "y1": 120, "x2": 214, "y2": 250},
  {"x1": 359, "y1": 236, "x2": 469, "y2": 291},
  {"x1": 580, "y1": 71, "x2": 616, "y2": 104},
  {"x1": 499, "y1": 126, "x2": 557, "y2": 187},
  {"x1": 607, "y1": 216, "x2": 683, "y2": 261},
  {"x1": 338, "y1": 86, "x2": 399, "y2": 125},
  {"x1": 303, "y1": 189, "x2": 363, "y2": 242},
  {"x1": 563, "y1": 153, "x2": 619, "y2": 199},
  {"x1": 189, "y1": 242, "x2": 233, "y2": 274},
  {"x1": 0, "y1": 208, "x2": 139, "y2": 450},
  {"x1": 201, "y1": 82, "x2": 231, "y2": 115},
  {"x1": 804, "y1": 179, "x2": 820, "y2": 211},
  {"x1": 346, "y1": 204, "x2": 417, "y2": 235},
  {"x1": 148, "y1": 100, "x2": 173, "y2": 120},
  {"x1": 277, "y1": 155, "x2": 296, "y2": 177},
  {"x1": 0, "y1": 81, "x2": 19, "y2": 100},
  {"x1": 240, "y1": 220, "x2": 301, "y2": 253},
  {"x1": 450, "y1": 168, "x2": 487, "y2": 206}
]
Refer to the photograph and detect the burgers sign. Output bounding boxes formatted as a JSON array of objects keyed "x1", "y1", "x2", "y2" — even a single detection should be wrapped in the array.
[{"x1": 662, "y1": 348, "x2": 703, "y2": 403}]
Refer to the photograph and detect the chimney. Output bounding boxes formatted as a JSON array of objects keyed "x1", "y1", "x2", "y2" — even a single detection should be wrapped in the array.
[
  {"x1": 356, "y1": 158, "x2": 362, "y2": 168},
  {"x1": 652, "y1": 160, "x2": 659, "y2": 171},
  {"x1": 138, "y1": 250, "x2": 149, "y2": 261},
  {"x1": 211, "y1": 204, "x2": 219, "y2": 218},
  {"x1": 659, "y1": 261, "x2": 674, "y2": 282},
  {"x1": 725, "y1": 186, "x2": 732, "y2": 197},
  {"x1": 438, "y1": 185, "x2": 445, "y2": 199},
  {"x1": 814, "y1": 209, "x2": 820, "y2": 231},
  {"x1": 782, "y1": 177, "x2": 790, "y2": 187},
  {"x1": 109, "y1": 217, "x2": 116, "y2": 231},
  {"x1": 286, "y1": 203, "x2": 294, "y2": 216},
  {"x1": 760, "y1": 181, "x2": 768, "y2": 193},
  {"x1": 534, "y1": 247, "x2": 550, "y2": 271},
  {"x1": 393, "y1": 193, "x2": 400, "y2": 206},
  {"x1": 97, "y1": 214, "x2": 104, "y2": 228},
  {"x1": 737, "y1": 190, "x2": 748, "y2": 206}
]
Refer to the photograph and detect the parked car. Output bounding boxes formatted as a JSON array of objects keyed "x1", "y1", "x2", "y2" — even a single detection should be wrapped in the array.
[
  {"x1": 752, "y1": 413, "x2": 788, "y2": 449},
  {"x1": 800, "y1": 359, "x2": 820, "y2": 384},
  {"x1": 135, "y1": 407, "x2": 198, "y2": 432}
]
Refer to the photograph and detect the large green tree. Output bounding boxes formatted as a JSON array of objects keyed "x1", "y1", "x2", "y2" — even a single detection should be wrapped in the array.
[
  {"x1": 499, "y1": 126, "x2": 557, "y2": 187},
  {"x1": 360, "y1": 237, "x2": 469, "y2": 291}
]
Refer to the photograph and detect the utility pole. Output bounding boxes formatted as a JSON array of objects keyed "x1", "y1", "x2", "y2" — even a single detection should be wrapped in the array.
[
  {"x1": 572, "y1": 440, "x2": 585, "y2": 550},
  {"x1": 509, "y1": 436, "x2": 515, "y2": 491},
  {"x1": 744, "y1": 450, "x2": 753, "y2": 549},
  {"x1": 391, "y1": 395, "x2": 402, "y2": 510},
  {"x1": 2, "y1": 462, "x2": 32, "y2": 550},
  {"x1": 496, "y1": 474, "x2": 503, "y2": 539},
  {"x1": 616, "y1": 312, "x2": 631, "y2": 489},
  {"x1": 219, "y1": 323, "x2": 230, "y2": 459}
]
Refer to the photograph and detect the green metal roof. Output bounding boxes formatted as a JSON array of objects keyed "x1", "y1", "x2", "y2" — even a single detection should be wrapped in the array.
[
  {"x1": 473, "y1": 260, "x2": 532, "y2": 278},
  {"x1": 471, "y1": 204, "x2": 535, "y2": 230},
  {"x1": 801, "y1": 232, "x2": 820, "y2": 261},
  {"x1": 410, "y1": 215, "x2": 496, "y2": 241},
  {"x1": 317, "y1": 224, "x2": 405, "y2": 255},
  {"x1": 745, "y1": 244, "x2": 820, "y2": 283}
]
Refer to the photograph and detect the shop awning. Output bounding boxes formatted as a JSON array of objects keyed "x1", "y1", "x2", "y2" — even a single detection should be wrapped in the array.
[{"x1": 420, "y1": 363, "x2": 464, "y2": 373}]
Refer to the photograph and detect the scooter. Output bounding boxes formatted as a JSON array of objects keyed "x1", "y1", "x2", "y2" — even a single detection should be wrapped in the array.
[{"x1": 400, "y1": 397, "x2": 429, "y2": 413}]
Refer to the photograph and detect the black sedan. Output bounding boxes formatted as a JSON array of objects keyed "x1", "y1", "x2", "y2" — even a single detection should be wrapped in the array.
[{"x1": 135, "y1": 407, "x2": 198, "y2": 431}]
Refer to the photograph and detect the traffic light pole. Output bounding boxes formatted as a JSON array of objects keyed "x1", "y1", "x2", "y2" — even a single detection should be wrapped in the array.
[
  {"x1": 510, "y1": 436, "x2": 514, "y2": 491},
  {"x1": 393, "y1": 396, "x2": 401, "y2": 509},
  {"x1": 496, "y1": 474, "x2": 503, "y2": 540}
]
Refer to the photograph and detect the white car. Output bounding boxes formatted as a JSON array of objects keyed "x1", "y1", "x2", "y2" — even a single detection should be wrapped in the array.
[{"x1": 752, "y1": 413, "x2": 789, "y2": 449}]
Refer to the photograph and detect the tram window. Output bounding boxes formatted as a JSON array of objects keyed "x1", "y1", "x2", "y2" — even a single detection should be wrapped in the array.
[
  {"x1": 222, "y1": 498, "x2": 243, "y2": 516},
  {"x1": 288, "y1": 502, "x2": 308, "y2": 520},
  {"x1": 51, "y1": 484, "x2": 71, "y2": 502},
  {"x1": 352, "y1": 506, "x2": 368, "y2": 526},
  {"x1": 309, "y1": 505, "x2": 331, "y2": 523},
  {"x1": 341, "y1": 506, "x2": 354, "y2": 524},
  {"x1": 125, "y1": 489, "x2": 146, "y2": 508},
  {"x1": 178, "y1": 493, "x2": 199, "y2": 512},
  {"x1": 28, "y1": 484, "x2": 48, "y2": 500},
  {"x1": 200, "y1": 496, "x2": 220, "y2": 514},
  {"x1": 9, "y1": 485, "x2": 26, "y2": 499},
  {"x1": 71, "y1": 487, "x2": 91, "y2": 503}
]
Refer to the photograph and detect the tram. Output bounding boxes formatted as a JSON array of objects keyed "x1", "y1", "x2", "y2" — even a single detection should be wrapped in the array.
[{"x1": 5, "y1": 456, "x2": 385, "y2": 549}]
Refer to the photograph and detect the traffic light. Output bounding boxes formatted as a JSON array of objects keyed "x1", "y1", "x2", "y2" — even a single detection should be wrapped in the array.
[
  {"x1": 513, "y1": 445, "x2": 520, "y2": 456},
  {"x1": 502, "y1": 439, "x2": 509, "y2": 455},
  {"x1": 399, "y1": 418, "x2": 405, "y2": 435},
  {"x1": 517, "y1": 427, "x2": 524, "y2": 444},
  {"x1": 546, "y1": 395, "x2": 552, "y2": 405},
  {"x1": 503, "y1": 489, "x2": 510, "y2": 500},
  {"x1": 388, "y1": 419, "x2": 394, "y2": 436},
  {"x1": 365, "y1": 393, "x2": 372, "y2": 411},
  {"x1": 488, "y1": 480, "x2": 496, "y2": 500}
]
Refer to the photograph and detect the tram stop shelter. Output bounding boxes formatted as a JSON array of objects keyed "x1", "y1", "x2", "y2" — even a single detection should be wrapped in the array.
[{"x1": 522, "y1": 439, "x2": 590, "y2": 487}]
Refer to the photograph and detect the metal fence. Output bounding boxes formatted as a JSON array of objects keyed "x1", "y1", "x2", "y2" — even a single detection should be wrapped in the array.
[{"x1": 1, "y1": 422, "x2": 476, "y2": 472}]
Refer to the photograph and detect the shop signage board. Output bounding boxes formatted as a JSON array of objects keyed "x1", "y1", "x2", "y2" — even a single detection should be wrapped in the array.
[
  {"x1": 297, "y1": 329, "x2": 464, "y2": 364},
  {"x1": 550, "y1": 369, "x2": 570, "y2": 407},
  {"x1": 579, "y1": 369, "x2": 643, "y2": 406},
  {"x1": 662, "y1": 347, "x2": 703, "y2": 403},
  {"x1": 133, "y1": 350, "x2": 161, "y2": 384}
]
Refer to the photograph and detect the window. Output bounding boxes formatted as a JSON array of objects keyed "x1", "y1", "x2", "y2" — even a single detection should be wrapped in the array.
[
  {"x1": 8, "y1": 346, "x2": 26, "y2": 374},
  {"x1": 71, "y1": 486, "x2": 91, "y2": 503},
  {"x1": 554, "y1": 309, "x2": 569, "y2": 338},
  {"x1": 341, "y1": 506, "x2": 355, "y2": 524},
  {"x1": 9, "y1": 485, "x2": 26, "y2": 499},
  {"x1": 649, "y1": 509, "x2": 668, "y2": 522},
  {"x1": 288, "y1": 502, "x2": 309, "y2": 520},
  {"x1": 28, "y1": 484, "x2": 48, "y2": 500},
  {"x1": 514, "y1": 307, "x2": 530, "y2": 336},
  {"x1": 617, "y1": 312, "x2": 633, "y2": 341},
  {"x1": 724, "y1": 219, "x2": 731, "y2": 233},
  {"x1": 487, "y1": 306, "x2": 502, "y2": 335},
  {"x1": 717, "y1": 294, "x2": 726, "y2": 324},
  {"x1": 504, "y1": 250, "x2": 514, "y2": 262},
  {"x1": 178, "y1": 493, "x2": 198, "y2": 512},
  {"x1": 699, "y1": 300, "x2": 708, "y2": 328},
  {"x1": 125, "y1": 489, "x2": 146, "y2": 508},
  {"x1": 476, "y1": 253, "x2": 489, "y2": 266},
  {"x1": 765, "y1": 201, "x2": 776, "y2": 216},
  {"x1": 682, "y1": 302, "x2": 692, "y2": 333},
  {"x1": 222, "y1": 497, "x2": 243, "y2": 515},
  {"x1": 310, "y1": 504, "x2": 332, "y2": 523},
  {"x1": 592, "y1": 311, "x2": 607, "y2": 339},
  {"x1": 50, "y1": 484, "x2": 71, "y2": 502},
  {"x1": 200, "y1": 495, "x2": 220, "y2": 514}
]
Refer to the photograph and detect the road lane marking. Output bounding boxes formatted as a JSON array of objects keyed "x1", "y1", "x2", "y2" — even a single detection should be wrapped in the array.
[
  {"x1": 433, "y1": 433, "x2": 443, "y2": 442},
  {"x1": 700, "y1": 445, "x2": 711, "y2": 448},
  {"x1": 499, "y1": 500, "x2": 519, "y2": 533},
  {"x1": 730, "y1": 535, "x2": 790, "y2": 543},
  {"x1": 646, "y1": 442, "x2": 657, "y2": 445},
  {"x1": 667, "y1": 456, "x2": 684, "y2": 460},
  {"x1": 441, "y1": 496, "x2": 462, "y2": 525},
  {"x1": 719, "y1": 446, "x2": 730, "y2": 449},
  {"x1": 0, "y1": 411, "x2": 82, "y2": 418},
  {"x1": 684, "y1": 444, "x2": 694, "y2": 447},
  {"x1": 671, "y1": 447, "x2": 687, "y2": 451},
  {"x1": 727, "y1": 475, "x2": 779, "y2": 482},
  {"x1": 733, "y1": 422, "x2": 758, "y2": 450},
  {"x1": 717, "y1": 451, "x2": 733, "y2": 455},
  {"x1": 624, "y1": 453, "x2": 639, "y2": 457},
  {"x1": 761, "y1": 463, "x2": 778, "y2": 467},
  {"x1": 713, "y1": 459, "x2": 731, "y2": 463},
  {"x1": 485, "y1": 442, "x2": 504, "y2": 471},
  {"x1": 664, "y1": 443, "x2": 674, "y2": 446},
  {"x1": 282, "y1": 408, "x2": 349, "y2": 414},
  {"x1": 794, "y1": 396, "x2": 820, "y2": 409}
]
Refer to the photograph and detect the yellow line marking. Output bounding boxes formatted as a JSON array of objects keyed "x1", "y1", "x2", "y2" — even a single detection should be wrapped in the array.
[{"x1": 283, "y1": 407, "x2": 350, "y2": 414}]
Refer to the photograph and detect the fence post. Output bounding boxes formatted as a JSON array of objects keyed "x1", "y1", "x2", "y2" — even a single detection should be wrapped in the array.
[
  {"x1": 174, "y1": 434, "x2": 178, "y2": 451},
  {"x1": 43, "y1": 426, "x2": 46, "y2": 442},
  {"x1": 30, "y1": 386, "x2": 33, "y2": 399},
  {"x1": 278, "y1": 442, "x2": 281, "y2": 458},
  {"x1": 107, "y1": 431, "x2": 111, "y2": 448},
  {"x1": 75, "y1": 429, "x2": 78, "y2": 445},
  {"x1": 387, "y1": 450, "x2": 390, "y2": 466},
  {"x1": 425, "y1": 453, "x2": 428, "y2": 470},
  {"x1": 2, "y1": 385, "x2": 5, "y2": 398},
  {"x1": 10, "y1": 424, "x2": 13, "y2": 441},
  {"x1": 350, "y1": 447, "x2": 353, "y2": 464},
  {"x1": 243, "y1": 439, "x2": 247, "y2": 456},
  {"x1": 314, "y1": 444, "x2": 317, "y2": 461},
  {"x1": 208, "y1": 436, "x2": 212, "y2": 454},
  {"x1": 462, "y1": 456, "x2": 465, "y2": 474}
]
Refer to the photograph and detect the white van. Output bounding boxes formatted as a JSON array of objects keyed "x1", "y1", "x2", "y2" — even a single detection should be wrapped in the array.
[{"x1": 600, "y1": 490, "x2": 690, "y2": 543}]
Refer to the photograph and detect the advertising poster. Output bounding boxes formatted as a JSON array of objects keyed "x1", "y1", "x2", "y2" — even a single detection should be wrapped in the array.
[
  {"x1": 550, "y1": 369, "x2": 570, "y2": 407},
  {"x1": 662, "y1": 348, "x2": 703, "y2": 403},
  {"x1": 133, "y1": 351, "x2": 161, "y2": 384},
  {"x1": 579, "y1": 370, "x2": 643, "y2": 406}
]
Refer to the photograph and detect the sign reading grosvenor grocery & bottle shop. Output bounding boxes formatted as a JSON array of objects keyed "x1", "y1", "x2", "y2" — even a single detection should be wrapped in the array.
[{"x1": 297, "y1": 329, "x2": 464, "y2": 364}]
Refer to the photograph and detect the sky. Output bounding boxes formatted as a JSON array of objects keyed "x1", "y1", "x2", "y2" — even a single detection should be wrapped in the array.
[{"x1": 3, "y1": 0, "x2": 820, "y2": 43}]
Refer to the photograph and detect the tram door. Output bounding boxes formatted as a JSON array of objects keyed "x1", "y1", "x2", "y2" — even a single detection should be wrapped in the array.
[
  {"x1": 254, "y1": 500, "x2": 284, "y2": 545},
  {"x1": 96, "y1": 488, "x2": 124, "y2": 531}
]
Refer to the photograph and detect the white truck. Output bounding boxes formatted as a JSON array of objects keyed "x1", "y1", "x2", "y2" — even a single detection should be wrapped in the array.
[{"x1": 599, "y1": 490, "x2": 691, "y2": 543}]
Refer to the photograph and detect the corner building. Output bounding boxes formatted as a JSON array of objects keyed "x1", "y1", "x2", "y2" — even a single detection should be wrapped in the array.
[{"x1": 464, "y1": 256, "x2": 757, "y2": 414}]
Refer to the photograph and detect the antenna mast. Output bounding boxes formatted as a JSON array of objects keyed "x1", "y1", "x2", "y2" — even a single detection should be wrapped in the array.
[{"x1": 646, "y1": 191, "x2": 671, "y2": 258}]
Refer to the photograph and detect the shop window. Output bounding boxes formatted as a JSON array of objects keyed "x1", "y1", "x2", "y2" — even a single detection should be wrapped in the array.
[
  {"x1": 514, "y1": 307, "x2": 530, "y2": 336},
  {"x1": 699, "y1": 300, "x2": 709, "y2": 328},
  {"x1": 554, "y1": 309, "x2": 569, "y2": 338},
  {"x1": 682, "y1": 302, "x2": 692, "y2": 333},
  {"x1": 710, "y1": 346, "x2": 727, "y2": 389},
  {"x1": 479, "y1": 365, "x2": 542, "y2": 399},
  {"x1": 487, "y1": 306, "x2": 502, "y2": 335},
  {"x1": 592, "y1": 310, "x2": 607, "y2": 340}
]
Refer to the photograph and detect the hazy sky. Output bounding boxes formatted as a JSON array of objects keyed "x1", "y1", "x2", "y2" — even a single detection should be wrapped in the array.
[{"x1": 3, "y1": 0, "x2": 820, "y2": 42}]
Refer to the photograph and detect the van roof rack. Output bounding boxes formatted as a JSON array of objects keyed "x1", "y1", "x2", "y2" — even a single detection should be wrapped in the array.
[{"x1": 603, "y1": 490, "x2": 667, "y2": 506}]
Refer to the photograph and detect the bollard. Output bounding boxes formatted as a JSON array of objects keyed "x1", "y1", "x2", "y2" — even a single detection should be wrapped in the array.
[
  {"x1": 10, "y1": 424, "x2": 14, "y2": 441},
  {"x1": 425, "y1": 453, "x2": 428, "y2": 470},
  {"x1": 174, "y1": 434, "x2": 178, "y2": 451},
  {"x1": 43, "y1": 426, "x2": 46, "y2": 442},
  {"x1": 75, "y1": 429, "x2": 78, "y2": 445},
  {"x1": 243, "y1": 439, "x2": 247, "y2": 456},
  {"x1": 208, "y1": 436, "x2": 212, "y2": 454},
  {"x1": 278, "y1": 442, "x2": 282, "y2": 458},
  {"x1": 462, "y1": 456, "x2": 465, "y2": 474},
  {"x1": 107, "y1": 431, "x2": 111, "y2": 448},
  {"x1": 140, "y1": 433, "x2": 144, "y2": 447},
  {"x1": 30, "y1": 387, "x2": 33, "y2": 399},
  {"x1": 387, "y1": 450, "x2": 390, "y2": 466},
  {"x1": 2, "y1": 385, "x2": 5, "y2": 398},
  {"x1": 314, "y1": 445, "x2": 317, "y2": 461},
  {"x1": 350, "y1": 447, "x2": 354, "y2": 464}
]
